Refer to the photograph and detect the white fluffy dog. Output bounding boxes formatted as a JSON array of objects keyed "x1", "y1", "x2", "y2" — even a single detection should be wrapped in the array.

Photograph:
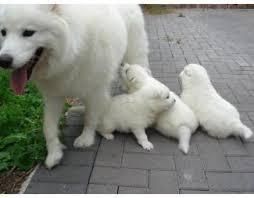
[
  {"x1": 0, "y1": 5, "x2": 150, "y2": 168},
  {"x1": 121, "y1": 64, "x2": 198, "y2": 154},
  {"x1": 97, "y1": 89, "x2": 176, "y2": 150},
  {"x1": 180, "y1": 64, "x2": 253, "y2": 140}
]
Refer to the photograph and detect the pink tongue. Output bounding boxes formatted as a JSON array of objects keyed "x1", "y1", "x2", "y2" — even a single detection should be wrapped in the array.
[{"x1": 10, "y1": 66, "x2": 28, "y2": 95}]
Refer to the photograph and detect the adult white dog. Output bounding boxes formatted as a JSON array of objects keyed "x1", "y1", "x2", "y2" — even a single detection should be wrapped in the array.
[
  {"x1": 180, "y1": 64, "x2": 253, "y2": 140},
  {"x1": 121, "y1": 63, "x2": 198, "y2": 154},
  {"x1": 97, "y1": 87, "x2": 175, "y2": 150},
  {"x1": 0, "y1": 5, "x2": 150, "y2": 168}
]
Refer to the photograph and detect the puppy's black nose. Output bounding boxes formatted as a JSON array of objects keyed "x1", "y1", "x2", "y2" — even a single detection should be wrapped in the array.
[{"x1": 0, "y1": 54, "x2": 13, "y2": 69}]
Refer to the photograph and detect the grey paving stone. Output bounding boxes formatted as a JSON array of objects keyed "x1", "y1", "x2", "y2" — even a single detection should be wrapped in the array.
[
  {"x1": 180, "y1": 190, "x2": 241, "y2": 194},
  {"x1": 219, "y1": 137, "x2": 248, "y2": 156},
  {"x1": 95, "y1": 135, "x2": 124, "y2": 167},
  {"x1": 192, "y1": 131, "x2": 219, "y2": 144},
  {"x1": 227, "y1": 157, "x2": 254, "y2": 172},
  {"x1": 175, "y1": 156, "x2": 208, "y2": 190},
  {"x1": 180, "y1": 190, "x2": 210, "y2": 194},
  {"x1": 149, "y1": 170, "x2": 179, "y2": 193},
  {"x1": 122, "y1": 153, "x2": 175, "y2": 170},
  {"x1": 25, "y1": 182, "x2": 86, "y2": 194},
  {"x1": 118, "y1": 187, "x2": 148, "y2": 194},
  {"x1": 198, "y1": 142, "x2": 230, "y2": 171},
  {"x1": 245, "y1": 143, "x2": 254, "y2": 156},
  {"x1": 90, "y1": 167, "x2": 148, "y2": 187},
  {"x1": 61, "y1": 150, "x2": 95, "y2": 166},
  {"x1": 87, "y1": 184, "x2": 117, "y2": 194},
  {"x1": 32, "y1": 165, "x2": 92, "y2": 184},
  {"x1": 206, "y1": 172, "x2": 254, "y2": 192}
]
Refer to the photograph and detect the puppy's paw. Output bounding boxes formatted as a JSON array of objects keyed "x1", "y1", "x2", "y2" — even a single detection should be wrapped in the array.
[
  {"x1": 102, "y1": 133, "x2": 115, "y2": 140},
  {"x1": 45, "y1": 148, "x2": 63, "y2": 169},
  {"x1": 179, "y1": 143, "x2": 189, "y2": 154},
  {"x1": 141, "y1": 141, "x2": 154, "y2": 151},
  {"x1": 73, "y1": 134, "x2": 94, "y2": 148},
  {"x1": 243, "y1": 130, "x2": 253, "y2": 140}
]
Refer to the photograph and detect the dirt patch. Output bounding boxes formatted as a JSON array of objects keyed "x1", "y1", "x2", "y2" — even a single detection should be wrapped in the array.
[
  {"x1": 141, "y1": 5, "x2": 175, "y2": 15},
  {"x1": 0, "y1": 167, "x2": 34, "y2": 194}
]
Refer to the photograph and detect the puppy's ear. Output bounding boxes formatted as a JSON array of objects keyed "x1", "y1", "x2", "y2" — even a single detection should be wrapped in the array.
[
  {"x1": 50, "y1": 4, "x2": 58, "y2": 12},
  {"x1": 37, "y1": 4, "x2": 58, "y2": 13},
  {"x1": 184, "y1": 68, "x2": 192, "y2": 77}
]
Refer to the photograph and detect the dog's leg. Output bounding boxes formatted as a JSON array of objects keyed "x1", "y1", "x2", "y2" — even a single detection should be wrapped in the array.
[
  {"x1": 178, "y1": 126, "x2": 192, "y2": 154},
  {"x1": 74, "y1": 91, "x2": 110, "y2": 148},
  {"x1": 132, "y1": 128, "x2": 154, "y2": 150},
  {"x1": 43, "y1": 96, "x2": 65, "y2": 169},
  {"x1": 122, "y1": 15, "x2": 151, "y2": 75}
]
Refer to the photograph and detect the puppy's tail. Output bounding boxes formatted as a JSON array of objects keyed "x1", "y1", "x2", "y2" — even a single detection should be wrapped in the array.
[
  {"x1": 231, "y1": 120, "x2": 253, "y2": 140},
  {"x1": 178, "y1": 125, "x2": 192, "y2": 154}
]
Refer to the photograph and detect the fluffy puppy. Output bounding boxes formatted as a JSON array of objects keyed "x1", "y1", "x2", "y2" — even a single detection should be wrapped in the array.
[
  {"x1": 180, "y1": 64, "x2": 253, "y2": 140},
  {"x1": 121, "y1": 63, "x2": 198, "y2": 154},
  {"x1": 97, "y1": 88, "x2": 176, "y2": 150}
]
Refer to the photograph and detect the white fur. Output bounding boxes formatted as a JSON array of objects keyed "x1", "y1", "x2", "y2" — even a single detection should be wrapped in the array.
[
  {"x1": 180, "y1": 64, "x2": 253, "y2": 140},
  {"x1": 0, "y1": 5, "x2": 150, "y2": 168},
  {"x1": 97, "y1": 89, "x2": 176, "y2": 150},
  {"x1": 121, "y1": 63, "x2": 198, "y2": 154}
]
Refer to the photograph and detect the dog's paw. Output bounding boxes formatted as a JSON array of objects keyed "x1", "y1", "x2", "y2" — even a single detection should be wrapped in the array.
[
  {"x1": 102, "y1": 133, "x2": 114, "y2": 140},
  {"x1": 45, "y1": 148, "x2": 63, "y2": 169},
  {"x1": 141, "y1": 141, "x2": 154, "y2": 151},
  {"x1": 73, "y1": 134, "x2": 94, "y2": 148}
]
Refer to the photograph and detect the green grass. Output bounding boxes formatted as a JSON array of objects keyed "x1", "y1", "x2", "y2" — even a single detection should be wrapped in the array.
[
  {"x1": 0, "y1": 69, "x2": 70, "y2": 172},
  {"x1": 0, "y1": 69, "x2": 46, "y2": 172}
]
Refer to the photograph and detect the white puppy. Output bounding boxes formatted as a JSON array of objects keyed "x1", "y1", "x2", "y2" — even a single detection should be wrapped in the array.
[
  {"x1": 121, "y1": 64, "x2": 198, "y2": 154},
  {"x1": 0, "y1": 5, "x2": 150, "y2": 168},
  {"x1": 180, "y1": 64, "x2": 253, "y2": 140},
  {"x1": 97, "y1": 89, "x2": 176, "y2": 150}
]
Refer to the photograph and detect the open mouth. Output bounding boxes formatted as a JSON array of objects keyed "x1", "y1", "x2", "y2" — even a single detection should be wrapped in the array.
[{"x1": 10, "y1": 47, "x2": 44, "y2": 95}]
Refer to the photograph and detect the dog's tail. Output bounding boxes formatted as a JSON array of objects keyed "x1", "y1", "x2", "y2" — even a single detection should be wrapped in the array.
[
  {"x1": 231, "y1": 120, "x2": 253, "y2": 140},
  {"x1": 178, "y1": 125, "x2": 192, "y2": 154}
]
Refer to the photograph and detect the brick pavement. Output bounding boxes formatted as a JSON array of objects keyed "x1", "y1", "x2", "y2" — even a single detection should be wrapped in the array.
[{"x1": 25, "y1": 9, "x2": 254, "y2": 194}]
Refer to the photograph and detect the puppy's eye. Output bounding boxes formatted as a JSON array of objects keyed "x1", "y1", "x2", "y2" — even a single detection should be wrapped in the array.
[
  {"x1": 22, "y1": 29, "x2": 36, "y2": 37},
  {"x1": 1, "y1": 29, "x2": 6, "y2": 37},
  {"x1": 125, "y1": 68, "x2": 129, "y2": 75},
  {"x1": 166, "y1": 95, "x2": 170, "y2": 99},
  {"x1": 129, "y1": 77, "x2": 135, "y2": 82}
]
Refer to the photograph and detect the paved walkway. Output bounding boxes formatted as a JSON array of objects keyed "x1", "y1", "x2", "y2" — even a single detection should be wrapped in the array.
[{"x1": 25, "y1": 9, "x2": 254, "y2": 194}]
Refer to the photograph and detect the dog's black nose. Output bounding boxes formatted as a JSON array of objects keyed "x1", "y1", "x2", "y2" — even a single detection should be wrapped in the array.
[{"x1": 0, "y1": 54, "x2": 13, "y2": 69}]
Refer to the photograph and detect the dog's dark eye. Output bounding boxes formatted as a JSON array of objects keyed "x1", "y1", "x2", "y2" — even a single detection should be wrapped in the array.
[
  {"x1": 22, "y1": 30, "x2": 36, "y2": 37},
  {"x1": 166, "y1": 95, "x2": 169, "y2": 99},
  {"x1": 1, "y1": 29, "x2": 6, "y2": 37}
]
